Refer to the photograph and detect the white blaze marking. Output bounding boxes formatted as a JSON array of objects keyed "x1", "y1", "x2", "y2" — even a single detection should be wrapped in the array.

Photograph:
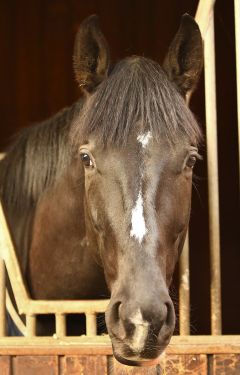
[
  {"x1": 137, "y1": 131, "x2": 152, "y2": 148},
  {"x1": 130, "y1": 192, "x2": 147, "y2": 243},
  {"x1": 130, "y1": 131, "x2": 152, "y2": 243},
  {"x1": 130, "y1": 309, "x2": 149, "y2": 353}
]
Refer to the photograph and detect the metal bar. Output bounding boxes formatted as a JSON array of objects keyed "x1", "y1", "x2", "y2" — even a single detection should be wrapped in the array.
[
  {"x1": 0, "y1": 201, "x2": 30, "y2": 315},
  {"x1": 195, "y1": 0, "x2": 216, "y2": 38},
  {"x1": 86, "y1": 313, "x2": 97, "y2": 336},
  {"x1": 55, "y1": 314, "x2": 66, "y2": 337},
  {"x1": 6, "y1": 290, "x2": 26, "y2": 336},
  {"x1": 204, "y1": 10, "x2": 222, "y2": 335},
  {"x1": 0, "y1": 258, "x2": 6, "y2": 336},
  {"x1": 234, "y1": 0, "x2": 240, "y2": 182},
  {"x1": 179, "y1": 232, "x2": 190, "y2": 335},
  {"x1": 26, "y1": 315, "x2": 36, "y2": 337},
  {"x1": 179, "y1": 0, "x2": 218, "y2": 333},
  {"x1": 1, "y1": 335, "x2": 240, "y2": 355},
  {"x1": 23, "y1": 299, "x2": 109, "y2": 315}
]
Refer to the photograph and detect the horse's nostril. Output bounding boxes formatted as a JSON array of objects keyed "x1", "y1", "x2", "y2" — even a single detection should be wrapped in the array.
[
  {"x1": 112, "y1": 301, "x2": 122, "y2": 323},
  {"x1": 165, "y1": 301, "x2": 174, "y2": 326}
]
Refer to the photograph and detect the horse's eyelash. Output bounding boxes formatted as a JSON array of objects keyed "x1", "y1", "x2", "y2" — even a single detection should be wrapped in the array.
[
  {"x1": 195, "y1": 153, "x2": 203, "y2": 160},
  {"x1": 190, "y1": 150, "x2": 202, "y2": 160}
]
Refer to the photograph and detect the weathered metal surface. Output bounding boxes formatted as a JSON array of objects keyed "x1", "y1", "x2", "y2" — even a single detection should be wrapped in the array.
[
  {"x1": 60, "y1": 355, "x2": 108, "y2": 375},
  {"x1": 112, "y1": 358, "x2": 159, "y2": 374},
  {"x1": 0, "y1": 356, "x2": 10, "y2": 375},
  {"x1": 12, "y1": 356, "x2": 58, "y2": 375},
  {"x1": 3, "y1": 354, "x2": 240, "y2": 374},
  {"x1": 160, "y1": 354, "x2": 207, "y2": 374},
  {"x1": 212, "y1": 354, "x2": 240, "y2": 375}
]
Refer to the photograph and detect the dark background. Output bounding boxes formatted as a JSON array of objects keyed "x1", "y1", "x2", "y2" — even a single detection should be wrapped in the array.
[{"x1": 0, "y1": 0, "x2": 239, "y2": 334}]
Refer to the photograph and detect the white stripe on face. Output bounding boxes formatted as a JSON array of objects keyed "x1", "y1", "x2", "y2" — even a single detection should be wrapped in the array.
[
  {"x1": 130, "y1": 192, "x2": 147, "y2": 243},
  {"x1": 137, "y1": 131, "x2": 152, "y2": 148},
  {"x1": 130, "y1": 131, "x2": 152, "y2": 244},
  {"x1": 129, "y1": 309, "x2": 149, "y2": 353}
]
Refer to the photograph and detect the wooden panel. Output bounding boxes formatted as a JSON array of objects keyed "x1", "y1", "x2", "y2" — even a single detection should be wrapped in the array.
[
  {"x1": 212, "y1": 354, "x2": 240, "y2": 375},
  {"x1": 13, "y1": 356, "x2": 58, "y2": 375},
  {"x1": 61, "y1": 355, "x2": 107, "y2": 375},
  {"x1": 112, "y1": 358, "x2": 158, "y2": 374},
  {"x1": 159, "y1": 354, "x2": 207, "y2": 375},
  {"x1": 0, "y1": 356, "x2": 11, "y2": 375},
  {"x1": 112, "y1": 354, "x2": 207, "y2": 375}
]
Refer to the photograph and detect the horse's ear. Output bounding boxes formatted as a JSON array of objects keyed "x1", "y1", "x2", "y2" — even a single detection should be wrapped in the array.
[
  {"x1": 73, "y1": 15, "x2": 110, "y2": 94},
  {"x1": 163, "y1": 14, "x2": 203, "y2": 97}
]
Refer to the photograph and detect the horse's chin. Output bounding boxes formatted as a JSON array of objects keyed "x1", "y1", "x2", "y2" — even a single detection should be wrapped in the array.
[
  {"x1": 111, "y1": 334, "x2": 169, "y2": 367},
  {"x1": 113, "y1": 351, "x2": 161, "y2": 367}
]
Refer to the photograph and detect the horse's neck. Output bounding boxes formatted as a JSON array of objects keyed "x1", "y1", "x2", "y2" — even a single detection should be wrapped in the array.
[
  {"x1": 27, "y1": 161, "x2": 108, "y2": 300},
  {"x1": 4, "y1": 204, "x2": 34, "y2": 276}
]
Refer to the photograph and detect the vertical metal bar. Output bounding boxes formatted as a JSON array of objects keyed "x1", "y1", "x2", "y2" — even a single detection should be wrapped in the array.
[
  {"x1": 182, "y1": 0, "x2": 218, "y2": 335},
  {"x1": 6, "y1": 290, "x2": 26, "y2": 336},
  {"x1": 234, "y1": 0, "x2": 240, "y2": 181},
  {"x1": 55, "y1": 314, "x2": 66, "y2": 337},
  {"x1": 26, "y1": 314, "x2": 36, "y2": 337},
  {"x1": 179, "y1": 232, "x2": 190, "y2": 335},
  {"x1": 86, "y1": 313, "x2": 97, "y2": 336},
  {"x1": 204, "y1": 10, "x2": 222, "y2": 335},
  {"x1": 195, "y1": 0, "x2": 216, "y2": 38},
  {"x1": 0, "y1": 258, "x2": 6, "y2": 336}
]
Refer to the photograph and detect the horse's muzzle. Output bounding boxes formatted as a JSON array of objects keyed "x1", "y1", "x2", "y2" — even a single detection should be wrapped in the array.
[{"x1": 105, "y1": 294, "x2": 175, "y2": 365}]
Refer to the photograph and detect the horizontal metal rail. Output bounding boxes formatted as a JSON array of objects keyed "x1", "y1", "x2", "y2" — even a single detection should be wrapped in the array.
[{"x1": 0, "y1": 335, "x2": 240, "y2": 355}]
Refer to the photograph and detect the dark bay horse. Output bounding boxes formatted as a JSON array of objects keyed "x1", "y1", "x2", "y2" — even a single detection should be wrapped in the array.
[{"x1": 0, "y1": 14, "x2": 203, "y2": 366}]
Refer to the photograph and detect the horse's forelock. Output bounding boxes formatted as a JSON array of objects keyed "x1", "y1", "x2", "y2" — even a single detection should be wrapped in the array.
[{"x1": 71, "y1": 56, "x2": 202, "y2": 148}]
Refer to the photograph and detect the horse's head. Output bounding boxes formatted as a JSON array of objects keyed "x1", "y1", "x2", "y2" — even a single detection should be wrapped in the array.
[{"x1": 71, "y1": 15, "x2": 203, "y2": 366}]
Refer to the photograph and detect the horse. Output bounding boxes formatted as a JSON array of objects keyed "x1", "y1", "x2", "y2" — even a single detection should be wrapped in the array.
[{"x1": 0, "y1": 14, "x2": 203, "y2": 366}]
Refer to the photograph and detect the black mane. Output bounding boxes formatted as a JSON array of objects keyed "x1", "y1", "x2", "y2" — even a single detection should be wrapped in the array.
[
  {"x1": 0, "y1": 101, "x2": 82, "y2": 210},
  {"x1": 71, "y1": 56, "x2": 202, "y2": 148}
]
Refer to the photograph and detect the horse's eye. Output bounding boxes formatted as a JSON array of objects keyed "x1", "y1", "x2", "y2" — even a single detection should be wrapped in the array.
[
  {"x1": 80, "y1": 153, "x2": 93, "y2": 168},
  {"x1": 186, "y1": 155, "x2": 197, "y2": 169}
]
